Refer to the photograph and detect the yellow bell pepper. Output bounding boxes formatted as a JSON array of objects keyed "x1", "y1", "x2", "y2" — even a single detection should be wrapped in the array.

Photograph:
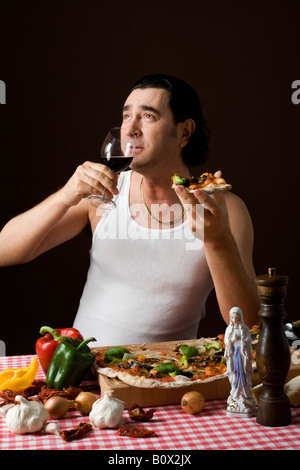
[{"x1": 0, "y1": 357, "x2": 39, "y2": 391}]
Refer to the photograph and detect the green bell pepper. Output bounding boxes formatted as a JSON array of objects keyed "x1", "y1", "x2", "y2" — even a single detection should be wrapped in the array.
[
  {"x1": 205, "y1": 342, "x2": 222, "y2": 352},
  {"x1": 46, "y1": 336, "x2": 96, "y2": 390},
  {"x1": 179, "y1": 345, "x2": 199, "y2": 369}
]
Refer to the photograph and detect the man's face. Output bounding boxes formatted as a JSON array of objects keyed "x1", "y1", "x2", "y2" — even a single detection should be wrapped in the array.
[{"x1": 121, "y1": 87, "x2": 184, "y2": 174}]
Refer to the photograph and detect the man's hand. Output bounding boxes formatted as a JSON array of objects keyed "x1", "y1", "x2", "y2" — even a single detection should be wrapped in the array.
[
  {"x1": 173, "y1": 184, "x2": 232, "y2": 248},
  {"x1": 173, "y1": 169, "x2": 260, "y2": 327},
  {"x1": 59, "y1": 161, "x2": 119, "y2": 207}
]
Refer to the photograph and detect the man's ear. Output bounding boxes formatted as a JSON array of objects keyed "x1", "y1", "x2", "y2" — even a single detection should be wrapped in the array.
[{"x1": 179, "y1": 119, "x2": 195, "y2": 148}]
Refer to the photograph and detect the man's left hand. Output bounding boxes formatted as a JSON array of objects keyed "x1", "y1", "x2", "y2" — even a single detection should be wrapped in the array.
[{"x1": 174, "y1": 184, "x2": 232, "y2": 248}]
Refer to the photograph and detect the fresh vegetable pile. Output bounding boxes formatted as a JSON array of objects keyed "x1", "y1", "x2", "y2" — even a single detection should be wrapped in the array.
[
  {"x1": 1, "y1": 325, "x2": 264, "y2": 441},
  {"x1": 0, "y1": 326, "x2": 161, "y2": 440}
]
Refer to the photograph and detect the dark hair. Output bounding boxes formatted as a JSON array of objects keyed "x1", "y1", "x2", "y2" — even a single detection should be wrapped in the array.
[{"x1": 131, "y1": 73, "x2": 210, "y2": 167}]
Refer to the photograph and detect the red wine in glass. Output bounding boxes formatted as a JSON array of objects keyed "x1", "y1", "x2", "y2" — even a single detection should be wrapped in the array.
[
  {"x1": 88, "y1": 127, "x2": 135, "y2": 208},
  {"x1": 99, "y1": 155, "x2": 133, "y2": 173}
]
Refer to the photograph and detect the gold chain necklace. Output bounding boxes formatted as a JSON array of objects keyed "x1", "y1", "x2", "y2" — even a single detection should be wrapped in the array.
[{"x1": 140, "y1": 177, "x2": 185, "y2": 226}]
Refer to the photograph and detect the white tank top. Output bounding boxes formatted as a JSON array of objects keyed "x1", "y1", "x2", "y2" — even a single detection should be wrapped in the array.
[{"x1": 73, "y1": 171, "x2": 213, "y2": 346}]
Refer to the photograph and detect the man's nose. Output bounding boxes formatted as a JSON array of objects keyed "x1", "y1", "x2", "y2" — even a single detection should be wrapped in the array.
[
  {"x1": 123, "y1": 118, "x2": 142, "y2": 137},
  {"x1": 126, "y1": 127, "x2": 141, "y2": 137}
]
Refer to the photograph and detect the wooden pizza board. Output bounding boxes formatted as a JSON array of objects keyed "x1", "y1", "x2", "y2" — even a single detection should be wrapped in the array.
[{"x1": 92, "y1": 340, "x2": 300, "y2": 409}]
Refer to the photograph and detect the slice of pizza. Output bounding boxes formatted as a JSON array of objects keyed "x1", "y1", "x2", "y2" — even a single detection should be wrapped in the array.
[{"x1": 171, "y1": 172, "x2": 232, "y2": 193}]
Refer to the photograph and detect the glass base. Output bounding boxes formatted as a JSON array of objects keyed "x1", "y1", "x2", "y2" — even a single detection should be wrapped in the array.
[{"x1": 87, "y1": 195, "x2": 116, "y2": 209}]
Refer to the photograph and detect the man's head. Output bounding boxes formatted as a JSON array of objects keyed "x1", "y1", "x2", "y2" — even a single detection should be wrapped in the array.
[{"x1": 130, "y1": 73, "x2": 210, "y2": 167}]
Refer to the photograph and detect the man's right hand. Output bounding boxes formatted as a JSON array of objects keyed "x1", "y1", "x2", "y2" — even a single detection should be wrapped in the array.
[{"x1": 59, "y1": 161, "x2": 119, "y2": 206}]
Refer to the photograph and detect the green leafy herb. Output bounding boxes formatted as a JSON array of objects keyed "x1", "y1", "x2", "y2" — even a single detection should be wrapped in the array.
[
  {"x1": 154, "y1": 362, "x2": 179, "y2": 375},
  {"x1": 180, "y1": 344, "x2": 198, "y2": 358},
  {"x1": 104, "y1": 347, "x2": 130, "y2": 363}
]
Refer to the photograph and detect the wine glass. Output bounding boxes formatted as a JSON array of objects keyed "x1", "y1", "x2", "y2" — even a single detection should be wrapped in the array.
[{"x1": 87, "y1": 127, "x2": 135, "y2": 209}]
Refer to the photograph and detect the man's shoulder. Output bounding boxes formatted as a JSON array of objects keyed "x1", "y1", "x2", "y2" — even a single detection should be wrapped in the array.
[
  {"x1": 224, "y1": 191, "x2": 253, "y2": 232},
  {"x1": 225, "y1": 191, "x2": 254, "y2": 242},
  {"x1": 224, "y1": 191, "x2": 249, "y2": 213}
]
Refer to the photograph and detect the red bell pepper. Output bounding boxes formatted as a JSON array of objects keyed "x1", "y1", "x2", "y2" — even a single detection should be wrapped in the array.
[{"x1": 35, "y1": 326, "x2": 84, "y2": 374}]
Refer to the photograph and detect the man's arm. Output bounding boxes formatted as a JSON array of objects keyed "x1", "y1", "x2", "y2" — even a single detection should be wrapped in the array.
[
  {"x1": 0, "y1": 192, "x2": 89, "y2": 266},
  {"x1": 0, "y1": 161, "x2": 119, "y2": 266},
  {"x1": 174, "y1": 186, "x2": 260, "y2": 327}
]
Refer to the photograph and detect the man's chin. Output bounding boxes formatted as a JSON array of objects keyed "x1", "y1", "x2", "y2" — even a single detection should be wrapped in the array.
[{"x1": 129, "y1": 158, "x2": 150, "y2": 172}]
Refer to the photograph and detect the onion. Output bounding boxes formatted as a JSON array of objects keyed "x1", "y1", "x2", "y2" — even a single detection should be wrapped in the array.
[
  {"x1": 181, "y1": 391, "x2": 205, "y2": 415},
  {"x1": 44, "y1": 396, "x2": 70, "y2": 419},
  {"x1": 75, "y1": 392, "x2": 98, "y2": 415}
]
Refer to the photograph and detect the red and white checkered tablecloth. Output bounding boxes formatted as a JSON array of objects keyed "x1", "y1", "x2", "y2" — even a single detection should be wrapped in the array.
[{"x1": 1, "y1": 355, "x2": 300, "y2": 451}]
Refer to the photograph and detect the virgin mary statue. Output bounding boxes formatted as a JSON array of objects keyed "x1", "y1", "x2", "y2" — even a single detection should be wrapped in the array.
[{"x1": 224, "y1": 307, "x2": 255, "y2": 416}]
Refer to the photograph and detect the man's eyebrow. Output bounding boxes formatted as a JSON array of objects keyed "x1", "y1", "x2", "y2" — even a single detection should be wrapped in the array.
[{"x1": 122, "y1": 104, "x2": 160, "y2": 115}]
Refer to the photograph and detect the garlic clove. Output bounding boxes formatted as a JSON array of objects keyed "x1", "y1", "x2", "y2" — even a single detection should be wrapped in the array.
[{"x1": 43, "y1": 422, "x2": 61, "y2": 436}]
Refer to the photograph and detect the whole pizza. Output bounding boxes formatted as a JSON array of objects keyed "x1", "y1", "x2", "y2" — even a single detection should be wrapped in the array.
[{"x1": 94, "y1": 328, "x2": 259, "y2": 389}]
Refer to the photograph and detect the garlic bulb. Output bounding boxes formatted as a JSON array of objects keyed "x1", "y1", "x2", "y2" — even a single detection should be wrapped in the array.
[
  {"x1": 0, "y1": 404, "x2": 14, "y2": 417},
  {"x1": 6, "y1": 396, "x2": 49, "y2": 434},
  {"x1": 89, "y1": 390, "x2": 125, "y2": 429}
]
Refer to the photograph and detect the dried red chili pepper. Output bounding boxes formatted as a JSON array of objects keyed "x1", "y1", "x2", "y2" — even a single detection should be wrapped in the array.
[
  {"x1": 128, "y1": 403, "x2": 156, "y2": 421},
  {"x1": 37, "y1": 385, "x2": 82, "y2": 403},
  {"x1": 118, "y1": 426, "x2": 156, "y2": 438},
  {"x1": 0, "y1": 380, "x2": 46, "y2": 406},
  {"x1": 61, "y1": 422, "x2": 92, "y2": 441}
]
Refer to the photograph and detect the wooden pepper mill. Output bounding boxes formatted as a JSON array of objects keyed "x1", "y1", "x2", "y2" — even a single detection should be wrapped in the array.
[{"x1": 255, "y1": 268, "x2": 291, "y2": 427}]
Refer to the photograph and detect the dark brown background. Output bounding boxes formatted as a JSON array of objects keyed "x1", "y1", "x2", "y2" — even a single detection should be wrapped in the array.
[{"x1": 0, "y1": 1, "x2": 299, "y2": 355}]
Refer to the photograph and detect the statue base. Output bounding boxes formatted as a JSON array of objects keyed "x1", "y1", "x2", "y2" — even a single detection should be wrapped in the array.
[
  {"x1": 227, "y1": 395, "x2": 256, "y2": 418},
  {"x1": 227, "y1": 410, "x2": 255, "y2": 418}
]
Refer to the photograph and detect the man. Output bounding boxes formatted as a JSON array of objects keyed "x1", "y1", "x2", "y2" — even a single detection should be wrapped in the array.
[{"x1": 0, "y1": 74, "x2": 259, "y2": 345}]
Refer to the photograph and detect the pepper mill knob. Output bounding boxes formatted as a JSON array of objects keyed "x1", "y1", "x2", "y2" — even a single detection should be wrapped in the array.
[{"x1": 255, "y1": 268, "x2": 291, "y2": 426}]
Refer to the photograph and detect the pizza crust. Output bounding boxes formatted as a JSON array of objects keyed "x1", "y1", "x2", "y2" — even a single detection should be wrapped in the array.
[
  {"x1": 187, "y1": 183, "x2": 232, "y2": 194},
  {"x1": 95, "y1": 364, "x2": 228, "y2": 389}
]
